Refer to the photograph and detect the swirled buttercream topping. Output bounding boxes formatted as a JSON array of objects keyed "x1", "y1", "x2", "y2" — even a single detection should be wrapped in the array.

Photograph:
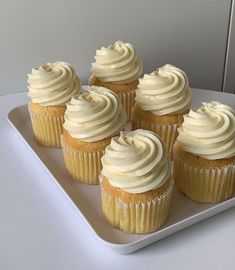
[
  {"x1": 91, "y1": 40, "x2": 143, "y2": 84},
  {"x1": 177, "y1": 101, "x2": 235, "y2": 160},
  {"x1": 101, "y1": 129, "x2": 171, "y2": 193},
  {"x1": 63, "y1": 86, "x2": 127, "y2": 142},
  {"x1": 135, "y1": 64, "x2": 191, "y2": 115},
  {"x1": 28, "y1": 61, "x2": 81, "y2": 106}
]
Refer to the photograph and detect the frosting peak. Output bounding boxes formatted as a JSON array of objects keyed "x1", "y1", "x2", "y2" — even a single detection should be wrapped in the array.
[
  {"x1": 101, "y1": 129, "x2": 171, "y2": 193},
  {"x1": 28, "y1": 61, "x2": 81, "y2": 106},
  {"x1": 91, "y1": 41, "x2": 143, "y2": 84},
  {"x1": 177, "y1": 101, "x2": 235, "y2": 160},
  {"x1": 135, "y1": 64, "x2": 191, "y2": 115},
  {"x1": 63, "y1": 86, "x2": 127, "y2": 142}
]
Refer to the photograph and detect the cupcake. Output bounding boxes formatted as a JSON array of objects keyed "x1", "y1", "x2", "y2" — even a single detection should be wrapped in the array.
[
  {"x1": 89, "y1": 40, "x2": 143, "y2": 121},
  {"x1": 61, "y1": 86, "x2": 127, "y2": 184},
  {"x1": 132, "y1": 64, "x2": 191, "y2": 157},
  {"x1": 28, "y1": 61, "x2": 81, "y2": 147},
  {"x1": 100, "y1": 129, "x2": 173, "y2": 234},
  {"x1": 173, "y1": 101, "x2": 235, "y2": 203}
]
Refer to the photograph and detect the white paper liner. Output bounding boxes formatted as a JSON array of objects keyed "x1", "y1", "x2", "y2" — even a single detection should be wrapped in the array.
[
  {"x1": 132, "y1": 118, "x2": 178, "y2": 158},
  {"x1": 118, "y1": 90, "x2": 135, "y2": 122},
  {"x1": 28, "y1": 105, "x2": 64, "y2": 148},
  {"x1": 101, "y1": 179, "x2": 173, "y2": 234},
  {"x1": 61, "y1": 138, "x2": 106, "y2": 185},
  {"x1": 173, "y1": 152, "x2": 235, "y2": 203}
]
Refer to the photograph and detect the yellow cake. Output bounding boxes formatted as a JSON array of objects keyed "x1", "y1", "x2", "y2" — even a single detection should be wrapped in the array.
[
  {"x1": 89, "y1": 41, "x2": 143, "y2": 121},
  {"x1": 132, "y1": 64, "x2": 191, "y2": 158},
  {"x1": 100, "y1": 129, "x2": 173, "y2": 234},
  {"x1": 173, "y1": 101, "x2": 235, "y2": 203},
  {"x1": 28, "y1": 102, "x2": 66, "y2": 147},
  {"x1": 28, "y1": 61, "x2": 81, "y2": 147},
  {"x1": 61, "y1": 130, "x2": 112, "y2": 185},
  {"x1": 61, "y1": 86, "x2": 127, "y2": 184}
]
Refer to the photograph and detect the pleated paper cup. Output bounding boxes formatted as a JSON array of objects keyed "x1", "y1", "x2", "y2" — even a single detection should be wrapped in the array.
[
  {"x1": 132, "y1": 118, "x2": 179, "y2": 159},
  {"x1": 101, "y1": 176, "x2": 173, "y2": 234},
  {"x1": 28, "y1": 102, "x2": 65, "y2": 148},
  {"x1": 61, "y1": 131, "x2": 112, "y2": 184},
  {"x1": 173, "y1": 143, "x2": 235, "y2": 203},
  {"x1": 118, "y1": 90, "x2": 135, "y2": 122}
]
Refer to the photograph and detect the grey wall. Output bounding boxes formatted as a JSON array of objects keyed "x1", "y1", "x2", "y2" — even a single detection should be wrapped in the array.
[
  {"x1": 223, "y1": 0, "x2": 235, "y2": 93},
  {"x1": 0, "y1": 0, "x2": 232, "y2": 95}
]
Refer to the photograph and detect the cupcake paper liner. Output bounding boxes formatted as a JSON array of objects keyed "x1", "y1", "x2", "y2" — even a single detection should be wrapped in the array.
[
  {"x1": 118, "y1": 90, "x2": 135, "y2": 122},
  {"x1": 173, "y1": 152, "x2": 235, "y2": 203},
  {"x1": 101, "y1": 179, "x2": 173, "y2": 234},
  {"x1": 132, "y1": 118, "x2": 178, "y2": 158},
  {"x1": 61, "y1": 138, "x2": 106, "y2": 185},
  {"x1": 28, "y1": 105, "x2": 64, "y2": 148}
]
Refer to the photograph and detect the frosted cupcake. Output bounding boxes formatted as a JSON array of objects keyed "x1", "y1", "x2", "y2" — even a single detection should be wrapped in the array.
[
  {"x1": 89, "y1": 40, "x2": 143, "y2": 121},
  {"x1": 28, "y1": 61, "x2": 81, "y2": 147},
  {"x1": 173, "y1": 101, "x2": 235, "y2": 203},
  {"x1": 61, "y1": 86, "x2": 127, "y2": 184},
  {"x1": 132, "y1": 64, "x2": 191, "y2": 157},
  {"x1": 101, "y1": 129, "x2": 173, "y2": 234}
]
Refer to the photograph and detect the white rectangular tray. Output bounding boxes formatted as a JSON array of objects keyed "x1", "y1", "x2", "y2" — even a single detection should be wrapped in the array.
[{"x1": 8, "y1": 89, "x2": 235, "y2": 254}]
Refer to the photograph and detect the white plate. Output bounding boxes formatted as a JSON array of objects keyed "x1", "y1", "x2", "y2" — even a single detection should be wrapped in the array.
[{"x1": 7, "y1": 89, "x2": 235, "y2": 254}]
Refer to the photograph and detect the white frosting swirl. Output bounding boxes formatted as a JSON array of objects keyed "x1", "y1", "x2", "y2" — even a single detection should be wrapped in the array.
[
  {"x1": 63, "y1": 86, "x2": 127, "y2": 142},
  {"x1": 177, "y1": 101, "x2": 235, "y2": 160},
  {"x1": 28, "y1": 61, "x2": 81, "y2": 106},
  {"x1": 101, "y1": 129, "x2": 171, "y2": 193},
  {"x1": 135, "y1": 64, "x2": 191, "y2": 115},
  {"x1": 91, "y1": 40, "x2": 143, "y2": 84}
]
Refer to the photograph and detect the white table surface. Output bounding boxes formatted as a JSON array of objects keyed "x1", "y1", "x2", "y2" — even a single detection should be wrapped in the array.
[{"x1": 1, "y1": 91, "x2": 235, "y2": 270}]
